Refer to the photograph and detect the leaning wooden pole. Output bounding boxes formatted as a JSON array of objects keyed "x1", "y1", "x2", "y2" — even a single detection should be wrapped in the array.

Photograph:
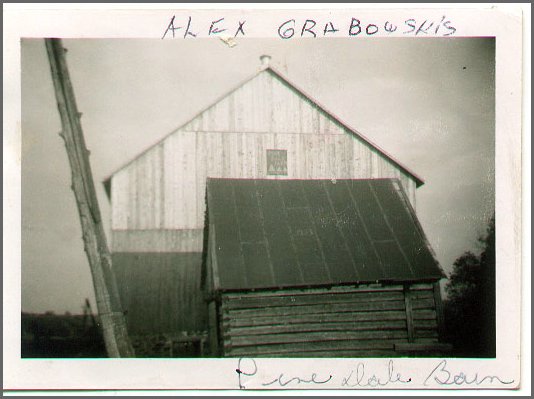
[{"x1": 45, "y1": 38, "x2": 134, "y2": 357}]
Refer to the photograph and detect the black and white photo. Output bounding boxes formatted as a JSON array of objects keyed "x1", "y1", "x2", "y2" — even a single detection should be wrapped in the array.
[{"x1": 4, "y1": 5, "x2": 525, "y2": 392}]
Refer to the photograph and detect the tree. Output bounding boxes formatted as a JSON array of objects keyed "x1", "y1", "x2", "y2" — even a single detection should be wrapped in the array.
[
  {"x1": 478, "y1": 216, "x2": 496, "y2": 356},
  {"x1": 443, "y1": 216, "x2": 496, "y2": 357}
]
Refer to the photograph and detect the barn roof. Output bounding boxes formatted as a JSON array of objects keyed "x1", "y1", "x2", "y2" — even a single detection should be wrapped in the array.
[
  {"x1": 103, "y1": 64, "x2": 424, "y2": 198},
  {"x1": 206, "y1": 178, "x2": 444, "y2": 292}
]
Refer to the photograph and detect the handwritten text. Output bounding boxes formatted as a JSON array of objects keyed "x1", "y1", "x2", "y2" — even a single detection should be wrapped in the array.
[{"x1": 161, "y1": 15, "x2": 457, "y2": 39}]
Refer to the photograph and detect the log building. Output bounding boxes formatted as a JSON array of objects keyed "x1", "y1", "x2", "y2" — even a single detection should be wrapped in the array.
[{"x1": 204, "y1": 178, "x2": 446, "y2": 357}]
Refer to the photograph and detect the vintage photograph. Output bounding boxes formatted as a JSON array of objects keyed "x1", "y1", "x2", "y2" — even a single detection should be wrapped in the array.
[{"x1": 20, "y1": 37, "x2": 497, "y2": 360}]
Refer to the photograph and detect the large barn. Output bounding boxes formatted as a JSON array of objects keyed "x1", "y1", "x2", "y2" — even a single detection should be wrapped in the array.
[{"x1": 104, "y1": 56, "x2": 446, "y2": 357}]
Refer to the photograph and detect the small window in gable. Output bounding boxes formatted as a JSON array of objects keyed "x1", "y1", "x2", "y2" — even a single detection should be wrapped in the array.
[{"x1": 266, "y1": 149, "x2": 288, "y2": 176}]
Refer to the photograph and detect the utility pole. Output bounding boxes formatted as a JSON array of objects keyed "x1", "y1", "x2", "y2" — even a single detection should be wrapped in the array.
[{"x1": 45, "y1": 38, "x2": 134, "y2": 357}]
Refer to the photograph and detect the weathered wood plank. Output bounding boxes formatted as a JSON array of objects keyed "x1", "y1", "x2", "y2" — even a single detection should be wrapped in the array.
[
  {"x1": 227, "y1": 348, "x2": 397, "y2": 358},
  {"x1": 222, "y1": 290, "x2": 405, "y2": 310},
  {"x1": 183, "y1": 133, "x2": 197, "y2": 229},
  {"x1": 394, "y1": 343, "x2": 452, "y2": 353},
  {"x1": 404, "y1": 286, "x2": 415, "y2": 343},
  {"x1": 414, "y1": 329, "x2": 439, "y2": 338},
  {"x1": 409, "y1": 291, "x2": 434, "y2": 301},
  {"x1": 410, "y1": 298, "x2": 436, "y2": 310},
  {"x1": 111, "y1": 169, "x2": 129, "y2": 230},
  {"x1": 412, "y1": 309, "x2": 437, "y2": 320},
  {"x1": 135, "y1": 156, "x2": 146, "y2": 228},
  {"x1": 127, "y1": 164, "x2": 137, "y2": 229},
  {"x1": 223, "y1": 285, "x2": 404, "y2": 300},
  {"x1": 409, "y1": 283, "x2": 434, "y2": 291},
  {"x1": 194, "y1": 133, "x2": 204, "y2": 226},
  {"x1": 223, "y1": 297, "x2": 404, "y2": 313},
  {"x1": 225, "y1": 310, "x2": 409, "y2": 328},
  {"x1": 412, "y1": 319, "x2": 438, "y2": 329},
  {"x1": 162, "y1": 136, "x2": 175, "y2": 229},
  {"x1": 433, "y1": 282, "x2": 445, "y2": 339},
  {"x1": 225, "y1": 329, "x2": 409, "y2": 348},
  {"x1": 413, "y1": 337, "x2": 440, "y2": 344},
  {"x1": 225, "y1": 320, "x2": 407, "y2": 337},
  {"x1": 259, "y1": 72, "x2": 272, "y2": 132},
  {"x1": 225, "y1": 339, "x2": 405, "y2": 356},
  {"x1": 223, "y1": 299, "x2": 406, "y2": 318},
  {"x1": 225, "y1": 288, "x2": 407, "y2": 302}
]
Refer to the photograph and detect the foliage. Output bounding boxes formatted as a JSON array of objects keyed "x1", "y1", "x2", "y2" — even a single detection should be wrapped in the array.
[
  {"x1": 21, "y1": 312, "x2": 106, "y2": 358},
  {"x1": 442, "y1": 216, "x2": 496, "y2": 358}
]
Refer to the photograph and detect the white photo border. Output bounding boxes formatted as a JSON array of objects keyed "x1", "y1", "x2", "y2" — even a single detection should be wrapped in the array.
[{"x1": 3, "y1": 4, "x2": 527, "y2": 393}]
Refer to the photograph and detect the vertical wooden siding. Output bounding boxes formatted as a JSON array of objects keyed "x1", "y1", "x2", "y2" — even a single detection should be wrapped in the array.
[
  {"x1": 111, "y1": 70, "x2": 418, "y2": 232},
  {"x1": 111, "y1": 131, "x2": 416, "y2": 231},
  {"x1": 217, "y1": 284, "x2": 437, "y2": 357},
  {"x1": 112, "y1": 252, "x2": 206, "y2": 335}
]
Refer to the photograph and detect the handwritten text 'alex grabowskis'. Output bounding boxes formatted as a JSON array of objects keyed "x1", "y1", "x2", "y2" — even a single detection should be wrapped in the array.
[
  {"x1": 235, "y1": 358, "x2": 515, "y2": 389},
  {"x1": 161, "y1": 16, "x2": 457, "y2": 39}
]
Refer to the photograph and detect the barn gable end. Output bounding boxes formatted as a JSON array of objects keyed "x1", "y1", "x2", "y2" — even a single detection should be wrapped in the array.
[
  {"x1": 108, "y1": 66, "x2": 422, "y2": 237},
  {"x1": 182, "y1": 68, "x2": 349, "y2": 135}
]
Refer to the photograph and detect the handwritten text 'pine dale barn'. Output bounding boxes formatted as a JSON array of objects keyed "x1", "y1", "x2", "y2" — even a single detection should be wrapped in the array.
[{"x1": 161, "y1": 16, "x2": 457, "y2": 39}]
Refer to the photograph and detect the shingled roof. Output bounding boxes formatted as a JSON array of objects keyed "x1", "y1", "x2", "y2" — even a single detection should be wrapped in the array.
[{"x1": 206, "y1": 178, "x2": 444, "y2": 292}]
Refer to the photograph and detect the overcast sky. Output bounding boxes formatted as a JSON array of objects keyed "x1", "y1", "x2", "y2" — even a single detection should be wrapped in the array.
[{"x1": 21, "y1": 37, "x2": 495, "y2": 314}]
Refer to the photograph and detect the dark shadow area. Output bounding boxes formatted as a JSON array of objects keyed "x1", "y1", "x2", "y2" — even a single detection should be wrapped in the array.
[
  {"x1": 442, "y1": 216, "x2": 496, "y2": 358},
  {"x1": 21, "y1": 312, "x2": 106, "y2": 358}
]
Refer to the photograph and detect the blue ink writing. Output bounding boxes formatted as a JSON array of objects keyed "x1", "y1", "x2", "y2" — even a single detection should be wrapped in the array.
[
  {"x1": 162, "y1": 16, "x2": 247, "y2": 39},
  {"x1": 424, "y1": 360, "x2": 515, "y2": 387},
  {"x1": 341, "y1": 360, "x2": 412, "y2": 387},
  {"x1": 236, "y1": 358, "x2": 257, "y2": 390},
  {"x1": 163, "y1": 15, "x2": 456, "y2": 39},
  {"x1": 263, "y1": 372, "x2": 332, "y2": 387}
]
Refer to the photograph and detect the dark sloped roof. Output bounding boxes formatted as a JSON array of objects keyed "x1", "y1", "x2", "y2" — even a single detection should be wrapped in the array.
[{"x1": 207, "y1": 178, "x2": 444, "y2": 292}]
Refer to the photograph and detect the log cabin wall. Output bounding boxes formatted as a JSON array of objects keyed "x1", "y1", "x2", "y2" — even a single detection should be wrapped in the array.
[
  {"x1": 215, "y1": 283, "x2": 441, "y2": 357},
  {"x1": 110, "y1": 69, "x2": 418, "y2": 253}
]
